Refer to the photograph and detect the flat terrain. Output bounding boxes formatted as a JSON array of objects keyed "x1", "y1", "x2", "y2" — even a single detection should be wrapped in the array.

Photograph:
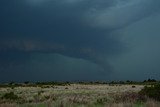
[{"x1": 0, "y1": 84, "x2": 159, "y2": 107}]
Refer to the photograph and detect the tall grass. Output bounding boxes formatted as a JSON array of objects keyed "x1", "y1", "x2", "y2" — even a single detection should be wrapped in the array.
[{"x1": 0, "y1": 84, "x2": 160, "y2": 107}]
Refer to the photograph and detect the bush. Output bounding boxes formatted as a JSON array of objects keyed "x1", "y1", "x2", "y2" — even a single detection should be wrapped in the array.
[
  {"x1": 139, "y1": 84, "x2": 160, "y2": 101},
  {"x1": 96, "y1": 97, "x2": 109, "y2": 104},
  {"x1": 112, "y1": 92, "x2": 146, "y2": 103},
  {"x1": 132, "y1": 86, "x2": 136, "y2": 88},
  {"x1": 1, "y1": 92, "x2": 19, "y2": 100}
]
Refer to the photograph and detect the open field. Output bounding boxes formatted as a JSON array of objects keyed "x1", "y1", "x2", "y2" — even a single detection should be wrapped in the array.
[{"x1": 0, "y1": 84, "x2": 160, "y2": 107}]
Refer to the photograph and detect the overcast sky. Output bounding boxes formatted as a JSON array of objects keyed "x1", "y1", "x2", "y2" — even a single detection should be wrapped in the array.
[{"x1": 0, "y1": 0, "x2": 160, "y2": 82}]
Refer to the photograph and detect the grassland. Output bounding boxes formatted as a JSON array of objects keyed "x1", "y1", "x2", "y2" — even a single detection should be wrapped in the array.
[{"x1": 0, "y1": 82, "x2": 160, "y2": 107}]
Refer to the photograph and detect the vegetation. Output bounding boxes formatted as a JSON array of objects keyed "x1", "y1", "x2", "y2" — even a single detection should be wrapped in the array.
[
  {"x1": 0, "y1": 78, "x2": 159, "y2": 88},
  {"x1": 0, "y1": 79, "x2": 160, "y2": 107},
  {"x1": 1, "y1": 92, "x2": 19, "y2": 100},
  {"x1": 139, "y1": 83, "x2": 160, "y2": 101}
]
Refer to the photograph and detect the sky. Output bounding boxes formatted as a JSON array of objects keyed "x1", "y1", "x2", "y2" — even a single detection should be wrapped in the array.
[{"x1": 0, "y1": 0, "x2": 160, "y2": 82}]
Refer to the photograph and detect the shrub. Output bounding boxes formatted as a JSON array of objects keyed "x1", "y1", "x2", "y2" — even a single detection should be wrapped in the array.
[
  {"x1": 96, "y1": 97, "x2": 108, "y2": 104},
  {"x1": 132, "y1": 86, "x2": 136, "y2": 88},
  {"x1": 139, "y1": 84, "x2": 160, "y2": 101},
  {"x1": 65, "y1": 87, "x2": 68, "y2": 89},
  {"x1": 112, "y1": 92, "x2": 146, "y2": 103},
  {"x1": 1, "y1": 92, "x2": 19, "y2": 100}
]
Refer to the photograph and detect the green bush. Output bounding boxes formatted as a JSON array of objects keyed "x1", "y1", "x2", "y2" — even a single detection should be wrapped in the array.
[
  {"x1": 1, "y1": 92, "x2": 19, "y2": 100},
  {"x1": 139, "y1": 84, "x2": 160, "y2": 101},
  {"x1": 96, "y1": 97, "x2": 108, "y2": 104}
]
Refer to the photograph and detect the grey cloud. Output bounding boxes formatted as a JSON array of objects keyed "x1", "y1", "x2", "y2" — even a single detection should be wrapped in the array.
[
  {"x1": 109, "y1": 14, "x2": 160, "y2": 81},
  {"x1": 85, "y1": 0, "x2": 160, "y2": 29},
  {"x1": 0, "y1": 0, "x2": 127, "y2": 72},
  {"x1": 0, "y1": 0, "x2": 160, "y2": 81}
]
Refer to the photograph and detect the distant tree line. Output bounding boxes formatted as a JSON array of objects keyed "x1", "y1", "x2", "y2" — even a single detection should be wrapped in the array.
[{"x1": 0, "y1": 78, "x2": 159, "y2": 88}]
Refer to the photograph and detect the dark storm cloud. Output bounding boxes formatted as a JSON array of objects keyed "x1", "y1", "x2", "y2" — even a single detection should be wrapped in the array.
[
  {"x1": 85, "y1": 0, "x2": 160, "y2": 29},
  {"x1": 0, "y1": 0, "x2": 160, "y2": 81},
  {"x1": 0, "y1": 0, "x2": 124, "y2": 71}
]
